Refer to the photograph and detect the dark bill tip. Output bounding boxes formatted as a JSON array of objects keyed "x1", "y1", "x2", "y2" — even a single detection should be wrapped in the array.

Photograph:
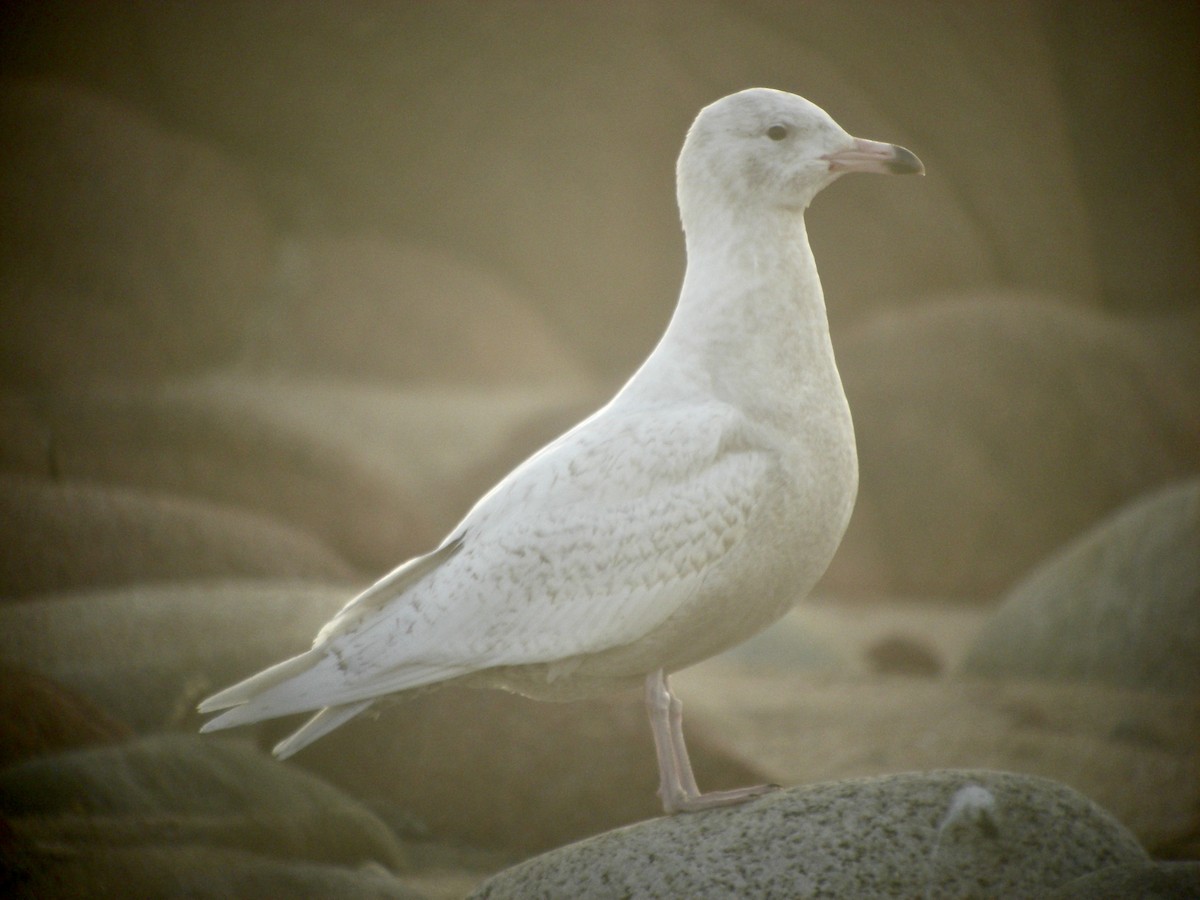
[{"x1": 887, "y1": 145, "x2": 925, "y2": 175}]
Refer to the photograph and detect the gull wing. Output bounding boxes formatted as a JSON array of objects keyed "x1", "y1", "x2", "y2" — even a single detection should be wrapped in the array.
[{"x1": 202, "y1": 400, "x2": 775, "y2": 723}]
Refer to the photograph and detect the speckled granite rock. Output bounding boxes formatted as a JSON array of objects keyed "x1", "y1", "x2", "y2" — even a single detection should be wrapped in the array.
[
  {"x1": 1047, "y1": 861, "x2": 1200, "y2": 899},
  {"x1": 961, "y1": 478, "x2": 1200, "y2": 693},
  {"x1": 470, "y1": 770, "x2": 1147, "y2": 899}
]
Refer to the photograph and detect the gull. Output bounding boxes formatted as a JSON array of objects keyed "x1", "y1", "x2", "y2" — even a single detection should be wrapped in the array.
[{"x1": 199, "y1": 88, "x2": 923, "y2": 814}]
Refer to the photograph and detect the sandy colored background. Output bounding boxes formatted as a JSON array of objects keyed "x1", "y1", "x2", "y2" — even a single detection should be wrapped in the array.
[{"x1": 0, "y1": 2, "x2": 1196, "y2": 897}]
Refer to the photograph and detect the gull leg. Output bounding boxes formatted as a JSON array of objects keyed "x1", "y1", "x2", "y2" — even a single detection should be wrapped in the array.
[
  {"x1": 646, "y1": 668, "x2": 688, "y2": 809},
  {"x1": 645, "y1": 668, "x2": 778, "y2": 814}
]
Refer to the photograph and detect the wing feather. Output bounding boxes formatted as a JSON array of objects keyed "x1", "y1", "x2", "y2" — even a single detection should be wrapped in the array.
[{"x1": 200, "y1": 399, "x2": 773, "y2": 737}]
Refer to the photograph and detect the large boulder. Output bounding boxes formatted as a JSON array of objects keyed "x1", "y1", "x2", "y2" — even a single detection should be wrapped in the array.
[
  {"x1": 960, "y1": 478, "x2": 1200, "y2": 694},
  {"x1": 0, "y1": 734, "x2": 407, "y2": 870},
  {"x1": 245, "y1": 235, "x2": 592, "y2": 386},
  {"x1": 0, "y1": 582, "x2": 351, "y2": 731},
  {"x1": 1, "y1": 1, "x2": 1121, "y2": 377},
  {"x1": 827, "y1": 297, "x2": 1200, "y2": 598},
  {"x1": 0, "y1": 378, "x2": 601, "y2": 570},
  {"x1": 0, "y1": 78, "x2": 273, "y2": 389},
  {"x1": 3, "y1": 844, "x2": 423, "y2": 900},
  {"x1": 0, "y1": 475, "x2": 354, "y2": 598},
  {"x1": 470, "y1": 770, "x2": 1147, "y2": 899}
]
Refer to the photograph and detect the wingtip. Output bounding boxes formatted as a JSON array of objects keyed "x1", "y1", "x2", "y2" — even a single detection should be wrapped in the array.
[{"x1": 196, "y1": 693, "x2": 235, "y2": 715}]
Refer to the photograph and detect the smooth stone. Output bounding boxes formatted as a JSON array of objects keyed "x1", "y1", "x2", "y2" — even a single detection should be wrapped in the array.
[
  {"x1": 830, "y1": 297, "x2": 1200, "y2": 599},
  {"x1": 246, "y1": 236, "x2": 592, "y2": 386},
  {"x1": 960, "y1": 478, "x2": 1200, "y2": 693},
  {"x1": 0, "y1": 734, "x2": 406, "y2": 870},
  {"x1": 0, "y1": 582, "x2": 351, "y2": 731},
  {"x1": 3, "y1": 843, "x2": 422, "y2": 900},
  {"x1": 0, "y1": 378, "x2": 601, "y2": 570},
  {"x1": 0, "y1": 474, "x2": 355, "y2": 598}
]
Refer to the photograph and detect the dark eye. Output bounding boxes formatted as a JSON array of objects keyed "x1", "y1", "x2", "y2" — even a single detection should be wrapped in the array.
[{"x1": 766, "y1": 124, "x2": 789, "y2": 141}]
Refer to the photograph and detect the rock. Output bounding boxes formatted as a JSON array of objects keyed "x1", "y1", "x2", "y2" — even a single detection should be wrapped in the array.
[
  {"x1": 4, "y1": 843, "x2": 422, "y2": 899},
  {"x1": 1047, "y1": 861, "x2": 1200, "y2": 899},
  {"x1": 828, "y1": 296, "x2": 1200, "y2": 598},
  {"x1": 246, "y1": 236, "x2": 591, "y2": 386},
  {"x1": 0, "y1": 78, "x2": 273, "y2": 389},
  {"x1": 0, "y1": 734, "x2": 407, "y2": 870},
  {"x1": 960, "y1": 478, "x2": 1200, "y2": 694},
  {"x1": 0, "y1": 582, "x2": 350, "y2": 731},
  {"x1": 0, "y1": 378, "x2": 602, "y2": 570},
  {"x1": 0, "y1": 474, "x2": 355, "y2": 598},
  {"x1": 864, "y1": 634, "x2": 943, "y2": 677},
  {"x1": 289, "y1": 686, "x2": 766, "y2": 855},
  {"x1": 469, "y1": 770, "x2": 1147, "y2": 899},
  {"x1": 0, "y1": 665, "x2": 131, "y2": 770}
]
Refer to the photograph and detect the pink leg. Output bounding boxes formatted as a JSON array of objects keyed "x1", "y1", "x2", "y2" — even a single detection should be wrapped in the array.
[{"x1": 644, "y1": 668, "x2": 778, "y2": 814}]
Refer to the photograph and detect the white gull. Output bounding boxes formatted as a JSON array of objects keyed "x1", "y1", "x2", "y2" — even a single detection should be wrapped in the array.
[{"x1": 199, "y1": 87, "x2": 923, "y2": 813}]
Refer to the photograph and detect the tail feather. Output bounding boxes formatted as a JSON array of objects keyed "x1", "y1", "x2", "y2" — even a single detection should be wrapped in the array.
[
  {"x1": 198, "y1": 650, "x2": 322, "y2": 714},
  {"x1": 273, "y1": 700, "x2": 374, "y2": 759},
  {"x1": 199, "y1": 652, "x2": 470, "y2": 740}
]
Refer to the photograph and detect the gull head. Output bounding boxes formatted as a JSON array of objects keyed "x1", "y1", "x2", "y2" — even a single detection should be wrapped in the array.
[{"x1": 677, "y1": 87, "x2": 923, "y2": 223}]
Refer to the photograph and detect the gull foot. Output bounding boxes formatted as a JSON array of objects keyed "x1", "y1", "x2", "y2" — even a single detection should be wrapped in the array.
[{"x1": 661, "y1": 782, "x2": 781, "y2": 814}]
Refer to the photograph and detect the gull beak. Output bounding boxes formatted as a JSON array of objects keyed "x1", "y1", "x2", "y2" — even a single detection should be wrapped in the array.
[{"x1": 822, "y1": 138, "x2": 924, "y2": 175}]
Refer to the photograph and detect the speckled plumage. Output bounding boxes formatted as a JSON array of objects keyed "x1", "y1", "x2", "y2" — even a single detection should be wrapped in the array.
[{"x1": 200, "y1": 88, "x2": 922, "y2": 810}]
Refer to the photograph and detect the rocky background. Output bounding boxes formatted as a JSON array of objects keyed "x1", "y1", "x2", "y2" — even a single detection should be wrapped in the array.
[{"x1": 1, "y1": 2, "x2": 1197, "y2": 897}]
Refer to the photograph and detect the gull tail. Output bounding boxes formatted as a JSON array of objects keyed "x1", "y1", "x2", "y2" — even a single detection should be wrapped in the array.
[
  {"x1": 199, "y1": 646, "x2": 469, "y2": 757},
  {"x1": 202, "y1": 659, "x2": 374, "y2": 758},
  {"x1": 272, "y1": 700, "x2": 374, "y2": 759},
  {"x1": 198, "y1": 649, "x2": 322, "y2": 715},
  {"x1": 199, "y1": 537, "x2": 469, "y2": 756}
]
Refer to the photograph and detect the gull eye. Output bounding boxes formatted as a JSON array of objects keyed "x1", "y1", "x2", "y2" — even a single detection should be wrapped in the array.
[{"x1": 766, "y1": 124, "x2": 789, "y2": 141}]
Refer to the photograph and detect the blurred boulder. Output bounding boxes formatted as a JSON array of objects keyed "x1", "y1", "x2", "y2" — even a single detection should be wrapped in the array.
[
  {"x1": 471, "y1": 770, "x2": 1147, "y2": 899},
  {"x1": 0, "y1": 475, "x2": 355, "y2": 599},
  {"x1": 0, "y1": 4, "x2": 1195, "y2": 381},
  {"x1": 0, "y1": 582, "x2": 350, "y2": 731},
  {"x1": 827, "y1": 296, "x2": 1200, "y2": 598},
  {"x1": 0, "y1": 734, "x2": 406, "y2": 870},
  {"x1": 247, "y1": 235, "x2": 592, "y2": 385},
  {"x1": 0, "y1": 378, "x2": 600, "y2": 570},
  {"x1": 0, "y1": 665, "x2": 131, "y2": 770},
  {"x1": 0, "y1": 78, "x2": 273, "y2": 389},
  {"x1": 0, "y1": 1, "x2": 1080, "y2": 377},
  {"x1": 4, "y1": 844, "x2": 421, "y2": 900},
  {"x1": 960, "y1": 478, "x2": 1200, "y2": 694}
]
